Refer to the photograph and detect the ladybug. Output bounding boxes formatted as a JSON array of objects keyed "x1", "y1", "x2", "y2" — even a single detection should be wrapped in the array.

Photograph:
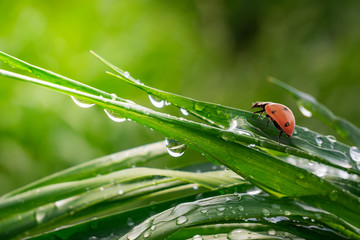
[{"x1": 250, "y1": 102, "x2": 295, "y2": 143}]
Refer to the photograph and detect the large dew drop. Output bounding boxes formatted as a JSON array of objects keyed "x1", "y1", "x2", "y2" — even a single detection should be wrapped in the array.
[
  {"x1": 176, "y1": 216, "x2": 188, "y2": 225},
  {"x1": 350, "y1": 146, "x2": 360, "y2": 162},
  {"x1": 35, "y1": 207, "x2": 47, "y2": 224},
  {"x1": 180, "y1": 108, "x2": 189, "y2": 116},
  {"x1": 228, "y1": 119, "x2": 238, "y2": 131},
  {"x1": 192, "y1": 235, "x2": 203, "y2": 240},
  {"x1": 124, "y1": 71, "x2": 131, "y2": 78},
  {"x1": 315, "y1": 135, "x2": 323, "y2": 146},
  {"x1": 165, "y1": 138, "x2": 186, "y2": 157},
  {"x1": 71, "y1": 96, "x2": 95, "y2": 108},
  {"x1": 104, "y1": 109, "x2": 126, "y2": 122},
  {"x1": 298, "y1": 105, "x2": 312, "y2": 117},
  {"x1": 149, "y1": 95, "x2": 165, "y2": 108}
]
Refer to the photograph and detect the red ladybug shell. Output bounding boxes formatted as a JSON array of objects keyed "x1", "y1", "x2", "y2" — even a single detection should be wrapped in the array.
[{"x1": 264, "y1": 103, "x2": 295, "y2": 136}]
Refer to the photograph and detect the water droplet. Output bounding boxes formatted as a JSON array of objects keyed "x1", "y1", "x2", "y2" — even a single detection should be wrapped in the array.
[
  {"x1": 71, "y1": 96, "x2": 95, "y2": 108},
  {"x1": 299, "y1": 105, "x2": 312, "y2": 117},
  {"x1": 284, "y1": 210, "x2": 291, "y2": 216},
  {"x1": 104, "y1": 109, "x2": 126, "y2": 122},
  {"x1": 192, "y1": 184, "x2": 199, "y2": 190},
  {"x1": 268, "y1": 229, "x2": 276, "y2": 236},
  {"x1": 262, "y1": 208, "x2": 271, "y2": 217},
  {"x1": 124, "y1": 71, "x2": 130, "y2": 78},
  {"x1": 110, "y1": 93, "x2": 117, "y2": 100},
  {"x1": 165, "y1": 138, "x2": 186, "y2": 157},
  {"x1": 99, "y1": 187, "x2": 105, "y2": 191},
  {"x1": 35, "y1": 207, "x2": 47, "y2": 223},
  {"x1": 165, "y1": 101, "x2": 171, "y2": 106},
  {"x1": 127, "y1": 217, "x2": 134, "y2": 226},
  {"x1": 237, "y1": 129, "x2": 254, "y2": 137},
  {"x1": 176, "y1": 216, "x2": 188, "y2": 225},
  {"x1": 143, "y1": 231, "x2": 150, "y2": 238},
  {"x1": 180, "y1": 108, "x2": 189, "y2": 116},
  {"x1": 148, "y1": 95, "x2": 165, "y2": 108},
  {"x1": 118, "y1": 190, "x2": 124, "y2": 195},
  {"x1": 150, "y1": 225, "x2": 156, "y2": 231},
  {"x1": 329, "y1": 190, "x2": 338, "y2": 201},
  {"x1": 350, "y1": 146, "x2": 360, "y2": 162},
  {"x1": 55, "y1": 197, "x2": 73, "y2": 208},
  {"x1": 193, "y1": 235, "x2": 202, "y2": 240},
  {"x1": 238, "y1": 206, "x2": 244, "y2": 211},
  {"x1": 217, "y1": 207, "x2": 225, "y2": 212},
  {"x1": 325, "y1": 135, "x2": 337, "y2": 143},
  {"x1": 271, "y1": 204, "x2": 281, "y2": 209},
  {"x1": 315, "y1": 135, "x2": 323, "y2": 146},
  {"x1": 228, "y1": 119, "x2": 237, "y2": 131},
  {"x1": 200, "y1": 208, "x2": 208, "y2": 214}
]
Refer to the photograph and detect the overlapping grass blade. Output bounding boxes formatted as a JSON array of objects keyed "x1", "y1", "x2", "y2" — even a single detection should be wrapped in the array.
[
  {"x1": 0, "y1": 169, "x2": 245, "y2": 239},
  {"x1": 91, "y1": 52, "x2": 360, "y2": 175},
  {"x1": 120, "y1": 194, "x2": 359, "y2": 240},
  {"x1": 23, "y1": 184, "x2": 248, "y2": 240},
  {"x1": 0, "y1": 168, "x2": 242, "y2": 218},
  {"x1": 0, "y1": 50, "x2": 128, "y2": 104},
  {"x1": 168, "y1": 223, "x2": 344, "y2": 240},
  {"x1": 268, "y1": 77, "x2": 360, "y2": 146},
  {"x1": 1, "y1": 141, "x2": 168, "y2": 198}
]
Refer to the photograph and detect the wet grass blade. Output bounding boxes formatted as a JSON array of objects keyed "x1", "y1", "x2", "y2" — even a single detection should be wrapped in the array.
[
  {"x1": 0, "y1": 170, "x2": 245, "y2": 239},
  {"x1": 120, "y1": 194, "x2": 360, "y2": 240},
  {"x1": 1, "y1": 141, "x2": 168, "y2": 199},
  {"x1": 22, "y1": 184, "x2": 248, "y2": 240},
  {"x1": 0, "y1": 168, "x2": 242, "y2": 218},
  {"x1": 268, "y1": 77, "x2": 360, "y2": 146},
  {"x1": 91, "y1": 52, "x2": 360, "y2": 175}
]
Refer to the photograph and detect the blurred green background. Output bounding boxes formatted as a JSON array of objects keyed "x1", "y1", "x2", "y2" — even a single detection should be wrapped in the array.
[{"x1": 1, "y1": 0, "x2": 360, "y2": 195}]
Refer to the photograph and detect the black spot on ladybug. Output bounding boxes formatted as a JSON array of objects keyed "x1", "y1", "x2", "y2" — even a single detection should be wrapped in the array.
[
  {"x1": 272, "y1": 110, "x2": 276, "y2": 114},
  {"x1": 283, "y1": 107, "x2": 288, "y2": 111},
  {"x1": 285, "y1": 122, "x2": 290, "y2": 127}
]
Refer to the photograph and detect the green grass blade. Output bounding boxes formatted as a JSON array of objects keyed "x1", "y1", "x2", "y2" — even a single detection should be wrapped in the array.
[
  {"x1": 91, "y1": 52, "x2": 359, "y2": 175},
  {"x1": 0, "y1": 50, "x2": 129, "y2": 104},
  {"x1": 0, "y1": 169, "x2": 244, "y2": 239},
  {"x1": 0, "y1": 168, "x2": 242, "y2": 218},
  {"x1": 120, "y1": 194, "x2": 359, "y2": 240},
  {"x1": 21, "y1": 185, "x2": 247, "y2": 240},
  {"x1": 168, "y1": 223, "x2": 345, "y2": 240},
  {"x1": 1, "y1": 141, "x2": 167, "y2": 198},
  {"x1": 268, "y1": 77, "x2": 360, "y2": 146}
]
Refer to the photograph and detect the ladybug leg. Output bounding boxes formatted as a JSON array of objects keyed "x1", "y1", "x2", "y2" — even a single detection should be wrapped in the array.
[
  {"x1": 251, "y1": 110, "x2": 264, "y2": 120},
  {"x1": 278, "y1": 131, "x2": 283, "y2": 144},
  {"x1": 265, "y1": 115, "x2": 270, "y2": 129}
]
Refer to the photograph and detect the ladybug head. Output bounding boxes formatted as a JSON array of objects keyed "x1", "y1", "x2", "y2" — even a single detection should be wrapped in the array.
[{"x1": 250, "y1": 102, "x2": 270, "y2": 110}]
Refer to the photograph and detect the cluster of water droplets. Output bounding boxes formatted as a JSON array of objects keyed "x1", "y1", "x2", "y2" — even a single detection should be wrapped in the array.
[
  {"x1": 71, "y1": 93, "x2": 131, "y2": 123},
  {"x1": 165, "y1": 138, "x2": 187, "y2": 157}
]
